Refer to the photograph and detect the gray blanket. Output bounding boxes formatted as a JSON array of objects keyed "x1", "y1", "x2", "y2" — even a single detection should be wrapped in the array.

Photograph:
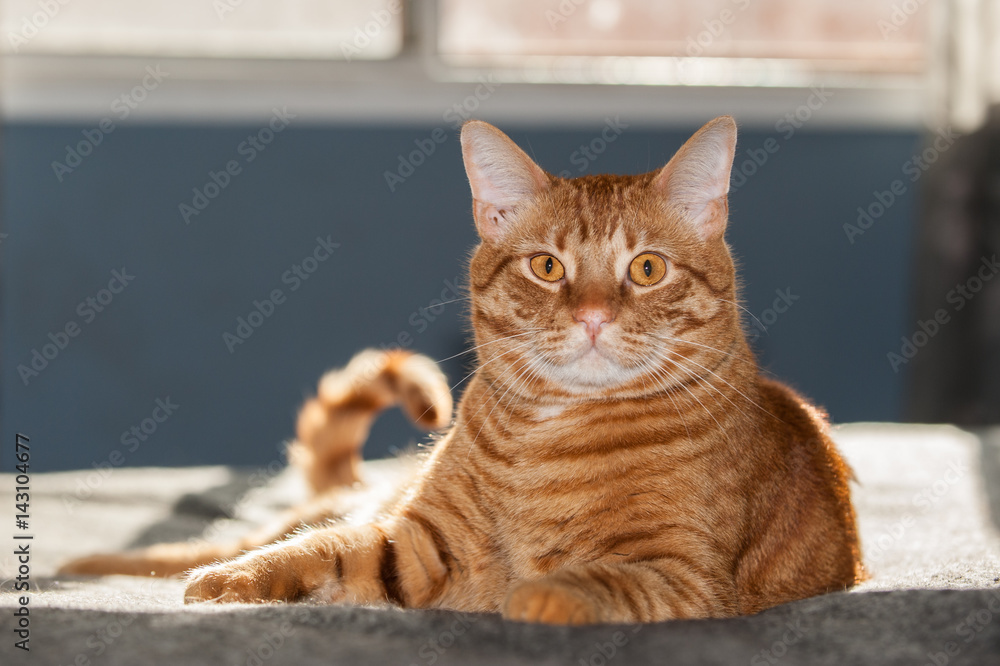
[{"x1": 2, "y1": 423, "x2": 1000, "y2": 665}]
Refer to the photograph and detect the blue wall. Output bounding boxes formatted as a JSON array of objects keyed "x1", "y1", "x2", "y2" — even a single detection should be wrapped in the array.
[{"x1": 1, "y1": 122, "x2": 920, "y2": 471}]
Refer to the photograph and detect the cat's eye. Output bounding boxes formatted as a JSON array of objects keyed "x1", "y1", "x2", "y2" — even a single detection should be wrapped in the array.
[
  {"x1": 629, "y1": 253, "x2": 667, "y2": 286},
  {"x1": 529, "y1": 254, "x2": 565, "y2": 282}
]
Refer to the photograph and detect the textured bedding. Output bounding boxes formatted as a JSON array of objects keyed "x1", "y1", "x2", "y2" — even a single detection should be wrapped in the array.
[{"x1": 2, "y1": 423, "x2": 999, "y2": 665}]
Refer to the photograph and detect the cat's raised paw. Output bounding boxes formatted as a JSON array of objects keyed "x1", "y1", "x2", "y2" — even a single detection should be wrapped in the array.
[{"x1": 503, "y1": 579, "x2": 600, "y2": 625}]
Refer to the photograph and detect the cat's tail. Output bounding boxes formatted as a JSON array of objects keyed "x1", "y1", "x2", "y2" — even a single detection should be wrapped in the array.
[
  {"x1": 289, "y1": 348, "x2": 453, "y2": 495},
  {"x1": 58, "y1": 350, "x2": 448, "y2": 578}
]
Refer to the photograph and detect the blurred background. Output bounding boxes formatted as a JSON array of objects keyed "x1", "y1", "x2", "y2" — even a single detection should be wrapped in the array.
[{"x1": 1, "y1": 0, "x2": 998, "y2": 471}]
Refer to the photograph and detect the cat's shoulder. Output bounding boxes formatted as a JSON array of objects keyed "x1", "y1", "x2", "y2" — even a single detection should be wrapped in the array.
[{"x1": 755, "y1": 375, "x2": 832, "y2": 439}]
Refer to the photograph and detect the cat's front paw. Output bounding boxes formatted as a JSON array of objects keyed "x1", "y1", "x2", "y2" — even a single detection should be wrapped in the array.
[
  {"x1": 184, "y1": 553, "x2": 299, "y2": 604},
  {"x1": 503, "y1": 579, "x2": 601, "y2": 625}
]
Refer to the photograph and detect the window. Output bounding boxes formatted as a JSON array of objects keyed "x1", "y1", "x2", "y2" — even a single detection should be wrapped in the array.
[
  {"x1": 438, "y1": 0, "x2": 930, "y2": 86},
  {"x1": 2, "y1": 0, "x2": 404, "y2": 59}
]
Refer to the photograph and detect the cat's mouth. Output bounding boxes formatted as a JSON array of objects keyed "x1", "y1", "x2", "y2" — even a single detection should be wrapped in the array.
[
  {"x1": 581, "y1": 344, "x2": 615, "y2": 363},
  {"x1": 569, "y1": 335, "x2": 614, "y2": 362},
  {"x1": 536, "y1": 338, "x2": 641, "y2": 390}
]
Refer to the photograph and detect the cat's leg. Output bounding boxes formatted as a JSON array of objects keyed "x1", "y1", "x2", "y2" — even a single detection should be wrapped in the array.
[
  {"x1": 290, "y1": 349, "x2": 452, "y2": 495},
  {"x1": 503, "y1": 560, "x2": 736, "y2": 625},
  {"x1": 57, "y1": 490, "x2": 350, "y2": 577},
  {"x1": 58, "y1": 541, "x2": 247, "y2": 578},
  {"x1": 57, "y1": 470, "x2": 405, "y2": 578},
  {"x1": 183, "y1": 517, "x2": 451, "y2": 607}
]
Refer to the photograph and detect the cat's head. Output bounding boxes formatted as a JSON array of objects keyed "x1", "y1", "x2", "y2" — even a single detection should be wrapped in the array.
[{"x1": 461, "y1": 118, "x2": 744, "y2": 400}]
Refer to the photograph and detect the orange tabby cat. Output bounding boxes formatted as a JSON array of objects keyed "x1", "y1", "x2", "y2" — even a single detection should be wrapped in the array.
[{"x1": 61, "y1": 117, "x2": 863, "y2": 624}]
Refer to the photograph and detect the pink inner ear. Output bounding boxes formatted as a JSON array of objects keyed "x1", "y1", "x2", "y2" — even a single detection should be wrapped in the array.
[
  {"x1": 473, "y1": 200, "x2": 508, "y2": 240},
  {"x1": 696, "y1": 197, "x2": 729, "y2": 240},
  {"x1": 654, "y1": 117, "x2": 737, "y2": 241},
  {"x1": 467, "y1": 164, "x2": 522, "y2": 211},
  {"x1": 461, "y1": 121, "x2": 549, "y2": 241},
  {"x1": 655, "y1": 165, "x2": 730, "y2": 240}
]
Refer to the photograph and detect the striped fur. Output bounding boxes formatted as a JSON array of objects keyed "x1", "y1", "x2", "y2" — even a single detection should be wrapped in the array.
[{"x1": 66, "y1": 118, "x2": 863, "y2": 625}]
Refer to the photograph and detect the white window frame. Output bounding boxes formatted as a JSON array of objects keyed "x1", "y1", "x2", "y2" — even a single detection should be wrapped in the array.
[{"x1": 0, "y1": 0, "x2": 940, "y2": 129}]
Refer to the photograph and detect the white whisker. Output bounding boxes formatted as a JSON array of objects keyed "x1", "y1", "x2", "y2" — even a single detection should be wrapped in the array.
[
  {"x1": 717, "y1": 298, "x2": 767, "y2": 335},
  {"x1": 652, "y1": 333, "x2": 756, "y2": 369},
  {"x1": 498, "y1": 355, "x2": 548, "y2": 431},
  {"x1": 652, "y1": 343, "x2": 754, "y2": 422},
  {"x1": 414, "y1": 338, "x2": 537, "y2": 425},
  {"x1": 637, "y1": 354, "x2": 692, "y2": 442},
  {"x1": 433, "y1": 329, "x2": 543, "y2": 365},
  {"x1": 653, "y1": 341, "x2": 783, "y2": 423},
  {"x1": 425, "y1": 295, "x2": 472, "y2": 308},
  {"x1": 647, "y1": 348, "x2": 727, "y2": 436},
  {"x1": 469, "y1": 355, "x2": 541, "y2": 454},
  {"x1": 653, "y1": 349, "x2": 725, "y2": 432}
]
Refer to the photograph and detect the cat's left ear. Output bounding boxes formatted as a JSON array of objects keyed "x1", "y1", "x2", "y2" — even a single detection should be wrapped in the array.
[
  {"x1": 653, "y1": 116, "x2": 737, "y2": 241},
  {"x1": 461, "y1": 120, "x2": 550, "y2": 241}
]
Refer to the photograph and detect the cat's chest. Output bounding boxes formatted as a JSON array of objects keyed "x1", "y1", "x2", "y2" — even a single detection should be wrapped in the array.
[
  {"x1": 455, "y1": 405, "x2": 693, "y2": 571},
  {"x1": 492, "y1": 485, "x2": 659, "y2": 578},
  {"x1": 488, "y1": 457, "x2": 681, "y2": 576},
  {"x1": 530, "y1": 403, "x2": 567, "y2": 421}
]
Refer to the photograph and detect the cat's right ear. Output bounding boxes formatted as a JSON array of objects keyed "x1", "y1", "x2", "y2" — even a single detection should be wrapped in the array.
[{"x1": 460, "y1": 121, "x2": 550, "y2": 241}]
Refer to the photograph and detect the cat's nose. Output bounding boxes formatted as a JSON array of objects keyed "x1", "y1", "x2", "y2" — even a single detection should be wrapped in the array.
[{"x1": 573, "y1": 306, "x2": 615, "y2": 342}]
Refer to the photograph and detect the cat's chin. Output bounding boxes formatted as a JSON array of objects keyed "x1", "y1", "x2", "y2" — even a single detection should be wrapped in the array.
[{"x1": 542, "y1": 347, "x2": 643, "y2": 393}]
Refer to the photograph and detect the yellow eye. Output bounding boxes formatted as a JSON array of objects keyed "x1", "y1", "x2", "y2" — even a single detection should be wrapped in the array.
[
  {"x1": 529, "y1": 254, "x2": 565, "y2": 282},
  {"x1": 629, "y1": 253, "x2": 667, "y2": 286}
]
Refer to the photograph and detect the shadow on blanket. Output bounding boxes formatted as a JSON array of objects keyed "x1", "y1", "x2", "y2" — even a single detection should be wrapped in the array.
[{"x1": 2, "y1": 423, "x2": 999, "y2": 665}]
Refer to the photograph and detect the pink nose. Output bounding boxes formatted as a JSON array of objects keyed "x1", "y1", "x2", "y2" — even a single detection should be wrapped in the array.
[{"x1": 573, "y1": 306, "x2": 615, "y2": 342}]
